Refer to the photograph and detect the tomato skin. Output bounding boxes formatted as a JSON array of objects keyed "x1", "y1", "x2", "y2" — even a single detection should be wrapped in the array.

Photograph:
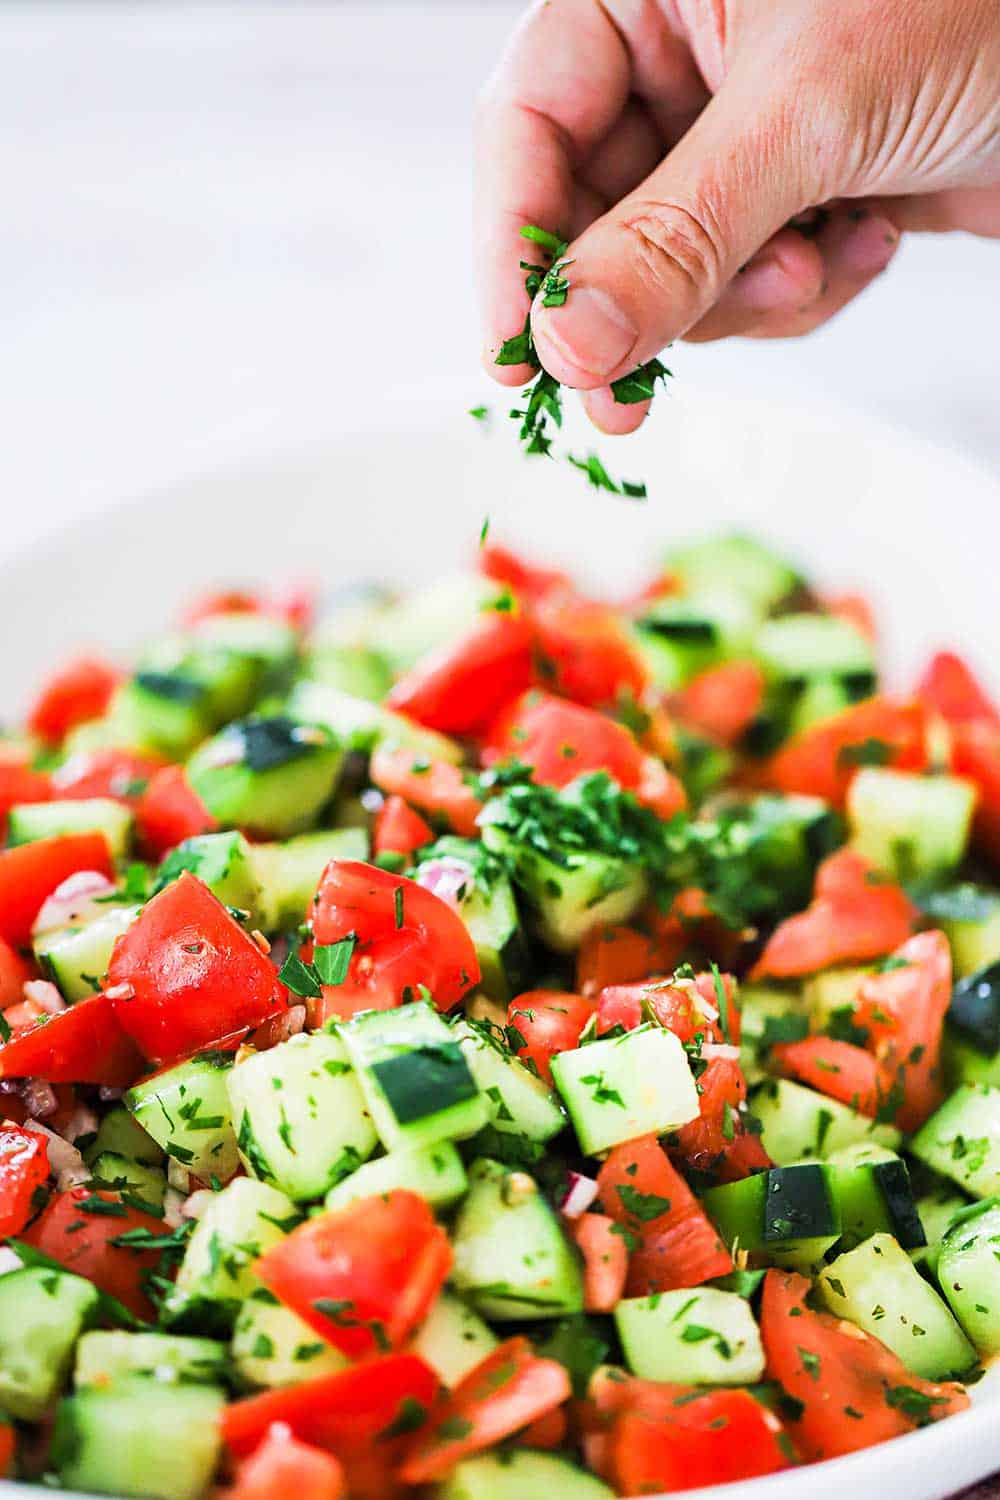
[
  {"x1": 765, "y1": 699, "x2": 928, "y2": 807},
  {"x1": 229, "y1": 1426, "x2": 346, "y2": 1500},
  {"x1": 751, "y1": 849, "x2": 917, "y2": 980},
  {"x1": 532, "y1": 590, "x2": 648, "y2": 708},
  {"x1": 850, "y1": 929, "x2": 952, "y2": 1130},
  {"x1": 677, "y1": 660, "x2": 767, "y2": 745},
  {"x1": 760, "y1": 1268, "x2": 968, "y2": 1461},
  {"x1": 775, "y1": 1036, "x2": 889, "y2": 1117},
  {"x1": 0, "y1": 938, "x2": 34, "y2": 1010},
  {"x1": 372, "y1": 796, "x2": 433, "y2": 859},
  {"x1": 387, "y1": 611, "x2": 535, "y2": 737},
  {"x1": 477, "y1": 544, "x2": 568, "y2": 601},
  {"x1": 311, "y1": 861, "x2": 479, "y2": 1018},
  {"x1": 484, "y1": 691, "x2": 645, "y2": 791},
  {"x1": 0, "y1": 1125, "x2": 49, "y2": 1237},
  {"x1": 570, "y1": 1213, "x2": 628, "y2": 1312},
  {"x1": 596, "y1": 1135, "x2": 732, "y2": 1294},
  {"x1": 917, "y1": 651, "x2": 999, "y2": 728},
  {"x1": 0, "y1": 834, "x2": 115, "y2": 948},
  {"x1": 255, "y1": 1191, "x2": 452, "y2": 1359},
  {"x1": 369, "y1": 746, "x2": 482, "y2": 838},
  {"x1": 505, "y1": 991, "x2": 594, "y2": 1086},
  {"x1": 952, "y1": 722, "x2": 1000, "y2": 864},
  {"x1": 136, "y1": 766, "x2": 217, "y2": 860},
  {"x1": 399, "y1": 1338, "x2": 571, "y2": 1485},
  {"x1": 50, "y1": 749, "x2": 165, "y2": 804},
  {"x1": 22, "y1": 1188, "x2": 168, "y2": 1320},
  {"x1": 28, "y1": 657, "x2": 121, "y2": 743},
  {"x1": 0, "y1": 763, "x2": 51, "y2": 835},
  {"x1": 0, "y1": 1421, "x2": 13, "y2": 1479},
  {"x1": 0, "y1": 991, "x2": 144, "y2": 1087},
  {"x1": 672, "y1": 1056, "x2": 769, "y2": 1181},
  {"x1": 106, "y1": 872, "x2": 286, "y2": 1064}
]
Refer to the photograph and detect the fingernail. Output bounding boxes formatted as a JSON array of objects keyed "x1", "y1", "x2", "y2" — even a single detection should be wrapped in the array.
[
  {"x1": 532, "y1": 286, "x2": 638, "y2": 379},
  {"x1": 842, "y1": 214, "x2": 899, "y2": 276}
]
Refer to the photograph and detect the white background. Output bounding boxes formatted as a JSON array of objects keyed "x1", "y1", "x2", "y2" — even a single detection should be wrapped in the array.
[{"x1": 1, "y1": 0, "x2": 997, "y2": 565}]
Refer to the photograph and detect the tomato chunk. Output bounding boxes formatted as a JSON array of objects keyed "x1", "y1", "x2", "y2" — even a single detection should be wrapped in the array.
[
  {"x1": 760, "y1": 1268, "x2": 968, "y2": 1461},
  {"x1": 577, "y1": 926, "x2": 662, "y2": 996},
  {"x1": 774, "y1": 1036, "x2": 890, "y2": 1118},
  {"x1": 484, "y1": 691, "x2": 646, "y2": 790},
  {"x1": 28, "y1": 657, "x2": 121, "y2": 743},
  {"x1": 372, "y1": 796, "x2": 433, "y2": 859},
  {"x1": 229, "y1": 1427, "x2": 345, "y2": 1500},
  {"x1": 22, "y1": 1188, "x2": 169, "y2": 1320},
  {"x1": 136, "y1": 766, "x2": 217, "y2": 860},
  {"x1": 0, "y1": 834, "x2": 114, "y2": 947},
  {"x1": 369, "y1": 746, "x2": 482, "y2": 838},
  {"x1": 311, "y1": 861, "x2": 479, "y2": 1019},
  {"x1": 505, "y1": 990, "x2": 594, "y2": 1086},
  {"x1": 51, "y1": 749, "x2": 165, "y2": 803},
  {"x1": 532, "y1": 589, "x2": 648, "y2": 707},
  {"x1": 677, "y1": 660, "x2": 766, "y2": 745},
  {"x1": 106, "y1": 872, "x2": 286, "y2": 1063},
  {"x1": 917, "y1": 651, "x2": 999, "y2": 728},
  {"x1": 0, "y1": 762, "x2": 51, "y2": 836},
  {"x1": 387, "y1": 611, "x2": 534, "y2": 737},
  {"x1": 570, "y1": 1213, "x2": 628, "y2": 1313},
  {"x1": 476, "y1": 544, "x2": 568, "y2": 601},
  {"x1": 0, "y1": 1124, "x2": 49, "y2": 1237},
  {"x1": 851, "y1": 930, "x2": 952, "y2": 1130},
  {"x1": 399, "y1": 1337, "x2": 571, "y2": 1485},
  {"x1": 0, "y1": 937, "x2": 34, "y2": 1010},
  {"x1": 0, "y1": 992, "x2": 143, "y2": 1088},
  {"x1": 673, "y1": 1055, "x2": 771, "y2": 1182},
  {"x1": 764, "y1": 699, "x2": 928, "y2": 807},
  {"x1": 255, "y1": 1191, "x2": 452, "y2": 1359},
  {"x1": 952, "y1": 722, "x2": 1000, "y2": 865}
]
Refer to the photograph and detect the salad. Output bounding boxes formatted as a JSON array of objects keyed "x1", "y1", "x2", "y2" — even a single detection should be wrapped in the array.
[{"x1": 0, "y1": 532, "x2": 999, "y2": 1500}]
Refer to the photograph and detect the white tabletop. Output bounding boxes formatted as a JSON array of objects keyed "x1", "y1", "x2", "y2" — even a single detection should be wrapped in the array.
[{"x1": 1, "y1": 0, "x2": 996, "y2": 564}]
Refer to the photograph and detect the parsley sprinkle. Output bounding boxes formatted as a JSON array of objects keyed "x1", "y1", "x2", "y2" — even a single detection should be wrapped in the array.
[
  {"x1": 314, "y1": 935, "x2": 356, "y2": 988},
  {"x1": 615, "y1": 1185, "x2": 672, "y2": 1222}
]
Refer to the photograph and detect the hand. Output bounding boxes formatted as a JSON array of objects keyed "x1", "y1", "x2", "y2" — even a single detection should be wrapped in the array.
[{"x1": 476, "y1": 0, "x2": 1000, "y2": 432}]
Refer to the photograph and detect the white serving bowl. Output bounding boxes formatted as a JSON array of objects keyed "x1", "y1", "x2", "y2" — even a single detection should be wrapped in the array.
[{"x1": 1, "y1": 380, "x2": 998, "y2": 1500}]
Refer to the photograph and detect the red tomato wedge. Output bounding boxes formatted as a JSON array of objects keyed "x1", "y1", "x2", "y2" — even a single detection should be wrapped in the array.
[
  {"x1": 677, "y1": 660, "x2": 767, "y2": 745},
  {"x1": 136, "y1": 766, "x2": 218, "y2": 859},
  {"x1": 570, "y1": 1213, "x2": 628, "y2": 1312},
  {"x1": 764, "y1": 699, "x2": 928, "y2": 807},
  {"x1": 952, "y1": 722, "x2": 1000, "y2": 864},
  {"x1": 399, "y1": 1337, "x2": 571, "y2": 1485},
  {"x1": 254, "y1": 1191, "x2": 452, "y2": 1359},
  {"x1": 0, "y1": 992, "x2": 143, "y2": 1087},
  {"x1": 531, "y1": 589, "x2": 648, "y2": 708},
  {"x1": 760, "y1": 1269, "x2": 968, "y2": 1461},
  {"x1": 673, "y1": 1055, "x2": 771, "y2": 1182},
  {"x1": 372, "y1": 796, "x2": 433, "y2": 858},
  {"x1": 917, "y1": 651, "x2": 999, "y2": 727},
  {"x1": 0, "y1": 1421, "x2": 13, "y2": 1479},
  {"x1": 228, "y1": 1427, "x2": 346, "y2": 1500},
  {"x1": 311, "y1": 861, "x2": 479, "y2": 1018},
  {"x1": 773, "y1": 1035, "x2": 891, "y2": 1118},
  {"x1": 28, "y1": 657, "x2": 121, "y2": 743},
  {"x1": 0, "y1": 1124, "x2": 49, "y2": 1237},
  {"x1": 369, "y1": 745, "x2": 482, "y2": 838},
  {"x1": 751, "y1": 849, "x2": 917, "y2": 979},
  {"x1": 476, "y1": 543, "x2": 568, "y2": 601},
  {"x1": 106, "y1": 872, "x2": 286, "y2": 1064},
  {"x1": 0, "y1": 833, "x2": 114, "y2": 947},
  {"x1": 0, "y1": 762, "x2": 51, "y2": 834},
  {"x1": 505, "y1": 990, "x2": 594, "y2": 1086},
  {"x1": 851, "y1": 929, "x2": 952, "y2": 1131},
  {"x1": 22, "y1": 1188, "x2": 170, "y2": 1321},
  {"x1": 386, "y1": 611, "x2": 535, "y2": 737},
  {"x1": 578, "y1": 926, "x2": 663, "y2": 998},
  {"x1": 596, "y1": 1134, "x2": 732, "y2": 1293},
  {"x1": 0, "y1": 937, "x2": 34, "y2": 1010}
]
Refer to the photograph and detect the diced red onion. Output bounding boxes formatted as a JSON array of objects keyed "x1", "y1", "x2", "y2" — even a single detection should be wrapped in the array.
[
  {"x1": 21, "y1": 1080, "x2": 58, "y2": 1119},
  {"x1": 23, "y1": 981, "x2": 66, "y2": 1015},
  {"x1": 162, "y1": 1188, "x2": 188, "y2": 1228},
  {"x1": 702, "y1": 1043, "x2": 741, "y2": 1061},
  {"x1": 167, "y1": 1159, "x2": 191, "y2": 1193},
  {"x1": 98, "y1": 1086, "x2": 124, "y2": 1102},
  {"x1": 59, "y1": 1104, "x2": 99, "y2": 1145},
  {"x1": 415, "y1": 857, "x2": 474, "y2": 910},
  {"x1": 26, "y1": 1118, "x2": 89, "y2": 1189},
  {"x1": 264, "y1": 1005, "x2": 306, "y2": 1045},
  {"x1": 560, "y1": 1172, "x2": 600, "y2": 1219},
  {"x1": 33, "y1": 870, "x2": 118, "y2": 937}
]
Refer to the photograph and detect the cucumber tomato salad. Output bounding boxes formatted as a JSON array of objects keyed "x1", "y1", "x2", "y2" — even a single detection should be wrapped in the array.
[{"x1": 1, "y1": 534, "x2": 1000, "y2": 1500}]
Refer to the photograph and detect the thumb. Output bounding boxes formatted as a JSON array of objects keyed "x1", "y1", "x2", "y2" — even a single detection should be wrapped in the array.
[{"x1": 531, "y1": 77, "x2": 820, "y2": 387}]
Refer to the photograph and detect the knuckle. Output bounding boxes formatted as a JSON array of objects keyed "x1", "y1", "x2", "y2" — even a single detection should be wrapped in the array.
[{"x1": 620, "y1": 201, "x2": 727, "y2": 304}]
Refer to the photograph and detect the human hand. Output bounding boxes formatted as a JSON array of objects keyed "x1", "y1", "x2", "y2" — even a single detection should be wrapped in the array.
[{"x1": 477, "y1": 0, "x2": 1000, "y2": 433}]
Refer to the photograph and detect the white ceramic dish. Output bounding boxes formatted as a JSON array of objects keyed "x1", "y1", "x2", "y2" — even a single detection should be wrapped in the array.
[{"x1": 1, "y1": 383, "x2": 998, "y2": 1500}]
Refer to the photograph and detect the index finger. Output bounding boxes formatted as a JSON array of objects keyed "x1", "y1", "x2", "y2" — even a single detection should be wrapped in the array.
[{"x1": 476, "y1": 0, "x2": 631, "y2": 384}]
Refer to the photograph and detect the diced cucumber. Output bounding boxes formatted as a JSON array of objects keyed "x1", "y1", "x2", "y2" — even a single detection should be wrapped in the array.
[
  {"x1": 251, "y1": 827, "x2": 369, "y2": 932},
  {"x1": 164, "y1": 1178, "x2": 298, "y2": 1330},
  {"x1": 825, "y1": 1154, "x2": 926, "y2": 1251},
  {"x1": 615, "y1": 1287, "x2": 765, "y2": 1384},
  {"x1": 674, "y1": 726, "x2": 734, "y2": 804},
  {"x1": 0, "y1": 1267, "x2": 98, "y2": 1419},
  {"x1": 155, "y1": 831, "x2": 260, "y2": 915},
  {"x1": 105, "y1": 674, "x2": 214, "y2": 758},
  {"x1": 453, "y1": 1019, "x2": 565, "y2": 1143},
  {"x1": 188, "y1": 715, "x2": 343, "y2": 838},
  {"x1": 481, "y1": 821, "x2": 646, "y2": 953},
  {"x1": 83, "y1": 1105, "x2": 163, "y2": 1168},
  {"x1": 451, "y1": 1158, "x2": 583, "y2": 1320},
  {"x1": 925, "y1": 884, "x2": 1000, "y2": 978},
  {"x1": 287, "y1": 678, "x2": 462, "y2": 761},
  {"x1": 818, "y1": 1234, "x2": 976, "y2": 1379},
  {"x1": 188, "y1": 612, "x2": 298, "y2": 679},
  {"x1": 633, "y1": 591, "x2": 756, "y2": 689},
  {"x1": 551, "y1": 1025, "x2": 699, "y2": 1155},
  {"x1": 802, "y1": 965, "x2": 872, "y2": 1029},
  {"x1": 752, "y1": 1078, "x2": 901, "y2": 1164},
  {"x1": 703, "y1": 1164, "x2": 841, "y2": 1271},
  {"x1": 35, "y1": 902, "x2": 140, "y2": 1002},
  {"x1": 227, "y1": 1030, "x2": 377, "y2": 1201},
  {"x1": 665, "y1": 533, "x2": 801, "y2": 616},
  {"x1": 738, "y1": 983, "x2": 807, "y2": 1082},
  {"x1": 231, "y1": 1287, "x2": 349, "y2": 1388},
  {"x1": 411, "y1": 1288, "x2": 498, "y2": 1387},
  {"x1": 8, "y1": 797, "x2": 133, "y2": 859},
  {"x1": 341, "y1": 1001, "x2": 487, "y2": 1152},
  {"x1": 368, "y1": 573, "x2": 499, "y2": 673},
  {"x1": 126, "y1": 1051, "x2": 240, "y2": 1183},
  {"x1": 52, "y1": 1375, "x2": 225, "y2": 1500},
  {"x1": 725, "y1": 795, "x2": 843, "y2": 920},
  {"x1": 910, "y1": 1085, "x2": 1000, "y2": 1199},
  {"x1": 89, "y1": 1152, "x2": 166, "y2": 1213},
  {"x1": 848, "y1": 769, "x2": 976, "y2": 879},
  {"x1": 74, "y1": 1330, "x2": 227, "y2": 1388},
  {"x1": 937, "y1": 1200, "x2": 1000, "y2": 1356},
  {"x1": 324, "y1": 1141, "x2": 467, "y2": 1213},
  {"x1": 912, "y1": 1177, "x2": 971, "y2": 1273},
  {"x1": 947, "y1": 962, "x2": 1000, "y2": 1059},
  {"x1": 789, "y1": 675, "x2": 854, "y2": 735},
  {"x1": 753, "y1": 613, "x2": 875, "y2": 688},
  {"x1": 302, "y1": 642, "x2": 393, "y2": 701},
  {"x1": 412, "y1": 838, "x2": 528, "y2": 1002},
  {"x1": 944, "y1": 1030, "x2": 1000, "y2": 1090},
  {"x1": 433, "y1": 1449, "x2": 615, "y2": 1500}
]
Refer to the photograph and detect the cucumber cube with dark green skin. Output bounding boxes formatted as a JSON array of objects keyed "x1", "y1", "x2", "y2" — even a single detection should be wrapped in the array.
[
  {"x1": 74, "y1": 1331, "x2": 228, "y2": 1389},
  {"x1": 89, "y1": 1152, "x2": 166, "y2": 1212},
  {"x1": 83, "y1": 1105, "x2": 164, "y2": 1168},
  {"x1": 928, "y1": 885, "x2": 1000, "y2": 978},
  {"x1": 251, "y1": 827, "x2": 369, "y2": 932},
  {"x1": 0, "y1": 1267, "x2": 99, "y2": 1420},
  {"x1": 703, "y1": 1164, "x2": 841, "y2": 1271},
  {"x1": 452, "y1": 1019, "x2": 565, "y2": 1143},
  {"x1": 752, "y1": 1078, "x2": 901, "y2": 1164},
  {"x1": 35, "y1": 902, "x2": 141, "y2": 1002},
  {"x1": 753, "y1": 613, "x2": 875, "y2": 687},
  {"x1": 125, "y1": 1051, "x2": 240, "y2": 1183},
  {"x1": 187, "y1": 714, "x2": 343, "y2": 837},
  {"x1": 910, "y1": 1085, "x2": 1000, "y2": 1199},
  {"x1": 948, "y1": 962, "x2": 1000, "y2": 1056},
  {"x1": 340, "y1": 1001, "x2": 488, "y2": 1152},
  {"x1": 155, "y1": 831, "x2": 260, "y2": 916},
  {"x1": 8, "y1": 797, "x2": 134, "y2": 859},
  {"x1": 287, "y1": 678, "x2": 462, "y2": 761},
  {"x1": 826, "y1": 1156, "x2": 927, "y2": 1251},
  {"x1": 632, "y1": 591, "x2": 756, "y2": 689},
  {"x1": 52, "y1": 1375, "x2": 226, "y2": 1500},
  {"x1": 111, "y1": 668, "x2": 218, "y2": 758},
  {"x1": 937, "y1": 1199, "x2": 1000, "y2": 1356},
  {"x1": 665, "y1": 533, "x2": 802, "y2": 616}
]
